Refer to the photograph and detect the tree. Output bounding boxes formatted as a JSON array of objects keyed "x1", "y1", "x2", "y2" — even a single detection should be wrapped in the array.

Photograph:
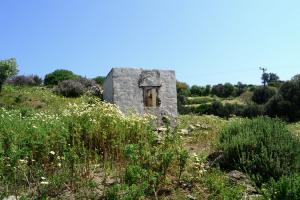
[
  {"x1": 252, "y1": 86, "x2": 276, "y2": 104},
  {"x1": 235, "y1": 82, "x2": 246, "y2": 96},
  {"x1": 292, "y1": 74, "x2": 300, "y2": 81},
  {"x1": 176, "y1": 81, "x2": 190, "y2": 97},
  {"x1": 260, "y1": 67, "x2": 268, "y2": 87},
  {"x1": 203, "y1": 85, "x2": 211, "y2": 96},
  {"x1": 190, "y1": 85, "x2": 203, "y2": 96},
  {"x1": 223, "y1": 83, "x2": 234, "y2": 97},
  {"x1": 211, "y1": 83, "x2": 234, "y2": 98},
  {"x1": 176, "y1": 81, "x2": 190, "y2": 114},
  {"x1": 0, "y1": 58, "x2": 18, "y2": 92},
  {"x1": 211, "y1": 84, "x2": 224, "y2": 97},
  {"x1": 268, "y1": 73, "x2": 280, "y2": 83},
  {"x1": 44, "y1": 69, "x2": 78, "y2": 85},
  {"x1": 94, "y1": 76, "x2": 106, "y2": 85}
]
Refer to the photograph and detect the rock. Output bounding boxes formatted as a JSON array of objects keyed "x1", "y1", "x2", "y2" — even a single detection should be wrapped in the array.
[
  {"x1": 195, "y1": 123, "x2": 201, "y2": 128},
  {"x1": 105, "y1": 176, "x2": 119, "y2": 186},
  {"x1": 177, "y1": 180, "x2": 193, "y2": 191},
  {"x1": 153, "y1": 131, "x2": 163, "y2": 143},
  {"x1": 180, "y1": 129, "x2": 189, "y2": 135},
  {"x1": 187, "y1": 194, "x2": 197, "y2": 200},
  {"x1": 246, "y1": 194, "x2": 263, "y2": 200},
  {"x1": 157, "y1": 188, "x2": 172, "y2": 196},
  {"x1": 3, "y1": 196, "x2": 17, "y2": 200},
  {"x1": 188, "y1": 124, "x2": 196, "y2": 131},
  {"x1": 157, "y1": 127, "x2": 167, "y2": 133},
  {"x1": 227, "y1": 170, "x2": 258, "y2": 198},
  {"x1": 204, "y1": 151, "x2": 225, "y2": 169},
  {"x1": 227, "y1": 170, "x2": 249, "y2": 184}
]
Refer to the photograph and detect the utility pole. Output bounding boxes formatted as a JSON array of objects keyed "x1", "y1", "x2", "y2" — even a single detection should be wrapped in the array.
[{"x1": 260, "y1": 67, "x2": 268, "y2": 87}]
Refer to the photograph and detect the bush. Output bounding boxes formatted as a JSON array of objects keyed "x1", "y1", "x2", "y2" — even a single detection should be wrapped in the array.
[
  {"x1": 252, "y1": 86, "x2": 276, "y2": 104},
  {"x1": 190, "y1": 85, "x2": 204, "y2": 96},
  {"x1": 76, "y1": 77, "x2": 96, "y2": 88},
  {"x1": 262, "y1": 174, "x2": 300, "y2": 200},
  {"x1": 55, "y1": 80, "x2": 85, "y2": 97},
  {"x1": 211, "y1": 83, "x2": 234, "y2": 98},
  {"x1": 240, "y1": 104, "x2": 264, "y2": 118},
  {"x1": 7, "y1": 75, "x2": 42, "y2": 86},
  {"x1": 201, "y1": 169, "x2": 244, "y2": 199},
  {"x1": 93, "y1": 76, "x2": 105, "y2": 85},
  {"x1": 218, "y1": 117, "x2": 300, "y2": 185},
  {"x1": 44, "y1": 69, "x2": 78, "y2": 85},
  {"x1": 0, "y1": 58, "x2": 18, "y2": 92},
  {"x1": 0, "y1": 100, "x2": 159, "y2": 197},
  {"x1": 265, "y1": 77, "x2": 300, "y2": 122}
]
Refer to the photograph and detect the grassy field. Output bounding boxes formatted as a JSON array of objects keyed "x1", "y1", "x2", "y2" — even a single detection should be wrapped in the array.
[
  {"x1": 185, "y1": 95, "x2": 249, "y2": 109},
  {"x1": 0, "y1": 85, "x2": 299, "y2": 199}
]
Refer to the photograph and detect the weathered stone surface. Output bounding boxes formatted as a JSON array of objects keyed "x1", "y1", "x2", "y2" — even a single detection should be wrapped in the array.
[
  {"x1": 204, "y1": 151, "x2": 225, "y2": 169},
  {"x1": 188, "y1": 124, "x2": 196, "y2": 131},
  {"x1": 187, "y1": 194, "x2": 197, "y2": 200},
  {"x1": 180, "y1": 129, "x2": 189, "y2": 135},
  {"x1": 226, "y1": 170, "x2": 259, "y2": 199},
  {"x1": 103, "y1": 68, "x2": 177, "y2": 122},
  {"x1": 3, "y1": 196, "x2": 17, "y2": 200}
]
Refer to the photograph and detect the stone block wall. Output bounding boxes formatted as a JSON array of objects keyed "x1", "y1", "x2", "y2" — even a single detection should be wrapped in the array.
[{"x1": 103, "y1": 68, "x2": 177, "y2": 120}]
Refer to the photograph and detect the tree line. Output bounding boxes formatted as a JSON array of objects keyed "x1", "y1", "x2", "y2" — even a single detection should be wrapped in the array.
[{"x1": 177, "y1": 69, "x2": 300, "y2": 122}]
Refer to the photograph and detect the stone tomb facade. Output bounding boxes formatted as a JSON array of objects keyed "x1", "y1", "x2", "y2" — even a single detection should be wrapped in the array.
[{"x1": 103, "y1": 68, "x2": 177, "y2": 121}]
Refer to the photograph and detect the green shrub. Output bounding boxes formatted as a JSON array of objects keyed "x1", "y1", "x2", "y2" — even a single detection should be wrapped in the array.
[
  {"x1": 0, "y1": 100, "x2": 155, "y2": 197},
  {"x1": 241, "y1": 104, "x2": 264, "y2": 118},
  {"x1": 93, "y1": 76, "x2": 105, "y2": 86},
  {"x1": 201, "y1": 169, "x2": 244, "y2": 200},
  {"x1": 8, "y1": 75, "x2": 42, "y2": 86},
  {"x1": 44, "y1": 69, "x2": 78, "y2": 85},
  {"x1": 218, "y1": 117, "x2": 300, "y2": 185},
  {"x1": 262, "y1": 174, "x2": 300, "y2": 200},
  {"x1": 55, "y1": 80, "x2": 85, "y2": 97},
  {"x1": 265, "y1": 77, "x2": 300, "y2": 122},
  {"x1": 186, "y1": 96, "x2": 215, "y2": 105},
  {"x1": 252, "y1": 86, "x2": 276, "y2": 104},
  {"x1": 211, "y1": 83, "x2": 234, "y2": 98},
  {"x1": 0, "y1": 58, "x2": 18, "y2": 92}
]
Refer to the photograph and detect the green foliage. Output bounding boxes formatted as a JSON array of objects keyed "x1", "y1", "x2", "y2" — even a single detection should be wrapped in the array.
[
  {"x1": 177, "y1": 81, "x2": 190, "y2": 114},
  {"x1": 265, "y1": 77, "x2": 300, "y2": 122},
  {"x1": 93, "y1": 76, "x2": 105, "y2": 85},
  {"x1": 262, "y1": 174, "x2": 300, "y2": 200},
  {"x1": 218, "y1": 117, "x2": 300, "y2": 185},
  {"x1": 252, "y1": 86, "x2": 276, "y2": 104},
  {"x1": 211, "y1": 83, "x2": 235, "y2": 98},
  {"x1": 0, "y1": 99, "x2": 156, "y2": 197},
  {"x1": 189, "y1": 101, "x2": 263, "y2": 119},
  {"x1": 178, "y1": 149, "x2": 189, "y2": 180},
  {"x1": 186, "y1": 96, "x2": 215, "y2": 105},
  {"x1": 234, "y1": 82, "x2": 247, "y2": 96},
  {"x1": 0, "y1": 58, "x2": 18, "y2": 92},
  {"x1": 176, "y1": 81, "x2": 190, "y2": 97},
  {"x1": 104, "y1": 129, "x2": 187, "y2": 199},
  {"x1": 55, "y1": 79, "x2": 85, "y2": 97},
  {"x1": 44, "y1": 69, "x2": 78, "y2": 85},
  {"x1": 201, "y1": 169, "x2": 244, "y2": 200}
]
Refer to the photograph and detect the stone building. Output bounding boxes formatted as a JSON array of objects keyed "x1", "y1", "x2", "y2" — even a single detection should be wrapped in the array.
[{"x1": 103, "y1": 68, "x2": 177, "y2": 121}]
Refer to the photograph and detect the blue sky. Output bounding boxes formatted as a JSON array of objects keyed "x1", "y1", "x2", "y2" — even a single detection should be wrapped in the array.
[{"x1": 1, "y1": 0, "x2": 299, "y2": 85}]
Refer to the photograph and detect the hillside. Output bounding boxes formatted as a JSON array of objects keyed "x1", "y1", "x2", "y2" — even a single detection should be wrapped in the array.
[{"x1": 1, "y1": 85, "x2": 300, "y2": 199}]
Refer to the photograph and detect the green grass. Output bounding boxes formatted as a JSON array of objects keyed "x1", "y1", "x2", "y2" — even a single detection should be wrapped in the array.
[
  {"x1": 179, "y1": 115, "x2": 229, "y2": 157},
  {"x1": 0, "y1": 85, "x2": 86, "y2": 113},
  {"x1": 289, "y1": 122, "x2": 300, "y2": 137},
  {"x1": 186, "y1": 96, "x2": 216, "y2": 105},
  {"x1": 1, "y1": 85, "x2": 300, "y2": 199}
]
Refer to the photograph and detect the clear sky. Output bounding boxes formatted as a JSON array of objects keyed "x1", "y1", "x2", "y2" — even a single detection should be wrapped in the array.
[{"x1": 1, "y1": 0, "x2": 299, "y2": 85}]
